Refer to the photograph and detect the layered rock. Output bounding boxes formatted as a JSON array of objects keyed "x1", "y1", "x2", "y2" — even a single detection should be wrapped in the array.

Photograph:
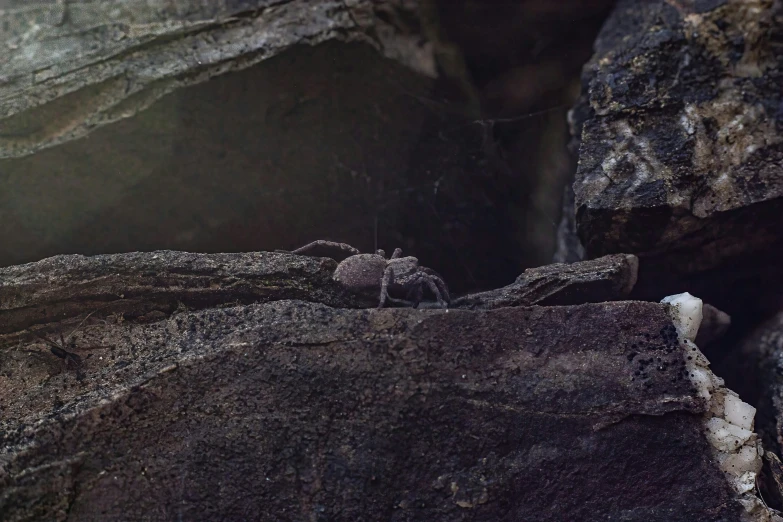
[{"x1": 0, "y1": 251, "x2": 774, "y2": 521}]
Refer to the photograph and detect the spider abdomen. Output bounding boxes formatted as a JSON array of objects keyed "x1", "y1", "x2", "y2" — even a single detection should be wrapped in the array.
[{"x1": 333, "y1": 254, "x2": 387, "y2": 295}]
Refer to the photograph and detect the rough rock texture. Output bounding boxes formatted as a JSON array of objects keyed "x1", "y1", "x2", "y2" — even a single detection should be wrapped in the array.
[
  {"x1": 571, "y1": 0, "x2": 783, "y2": 314},
  {"x1": 0, "y1": 250, "x2": 761, "y2": 521},
  {"x1": 453, "y1": 253, "x2": 638, "y2": 310},
  {"x1": 0, "y1": 0, "x2": 434, "y2": 159},
  {"x1": 0, "y1": 250, "x2": 374, "y2": 336}
]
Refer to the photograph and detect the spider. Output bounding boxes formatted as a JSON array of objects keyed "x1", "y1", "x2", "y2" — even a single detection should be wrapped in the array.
[
  {"x1": 28, "y1": 308, "x2": 107, "y2": 379},
  {"x1": 289, "y1": 240, "x2": 451, "y2": 308}
]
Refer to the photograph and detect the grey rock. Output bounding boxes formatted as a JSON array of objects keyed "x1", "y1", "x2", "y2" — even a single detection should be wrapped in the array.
[
  {"x1": 453, "y1": 253, "x2": 637, "y2": 310},
  {"x1": 695, "y1": 303, "x2": 732, "y2": 349},
  {"x1": 0, "y1": 0, "x2": 434, "y2": 159},
  {"x1": 0, "y1": 250, "x2": 375, "y2": 335}
]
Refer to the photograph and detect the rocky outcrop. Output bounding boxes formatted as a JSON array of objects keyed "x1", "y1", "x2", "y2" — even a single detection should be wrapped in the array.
[
  {"x1": 0, "y1": 251, "x2": 774, "y2": 521},
  {"x1": 570, "y1": 0, "x2": 783, "y2": 315}
]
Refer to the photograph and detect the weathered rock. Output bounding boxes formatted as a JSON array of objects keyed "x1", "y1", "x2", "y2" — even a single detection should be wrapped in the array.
[
  {"x1": 453, "y1": 253, "x2": 637, "y2": 310},
  {"x1": 761, "y1": 451, "x2": 783, "y2": 513},
  {"x1": 0, "y1": 250, "x2": 374, "y2": 336},
  {"x1": 695, "y1": 303, "x2": 732, "y2": 349},
  {"x1": 0, "y1": 251, "x2": 774, "y2": 520},
  {"x1": 0, "y1": 0, "x2": 434, "y2": 159},
  {"x1": 571, "y1": 0, "x2": 783, "y2": 314}
]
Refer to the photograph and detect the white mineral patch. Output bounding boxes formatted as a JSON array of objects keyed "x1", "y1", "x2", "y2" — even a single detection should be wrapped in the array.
[
  {"x1": 724, "y1": 393, "x2": 756, "y2": 431},
  {"x1": 705, "y1": 417, "x2": 753, "y2": 452},
  {"x1": 689, "y1": 366, "x2": 715, "y2": 400},
  {"x1": 662, "y1": 292, "x2": 766, "y2": 510},
  {"x1": 661, "y1": 292, "x2": 702, "y2": 342}
]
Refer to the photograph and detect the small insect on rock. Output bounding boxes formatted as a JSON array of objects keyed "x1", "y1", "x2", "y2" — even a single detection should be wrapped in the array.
[{"x1": 289, "y1": 240, "x2": 451, "y2": 309}]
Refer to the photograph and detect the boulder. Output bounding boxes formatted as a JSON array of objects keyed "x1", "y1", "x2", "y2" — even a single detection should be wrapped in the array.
[
  {"x1": 0, "y1": 252, "x2": 775, "y2": 521},
  {"x1": 570, "y1": 0, "x2": 783, "y2": 316}
]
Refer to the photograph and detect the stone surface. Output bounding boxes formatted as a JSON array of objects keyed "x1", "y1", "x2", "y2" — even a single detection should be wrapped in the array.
[
  {"x1": 0, "y1": 0, "x2": 434, "y2": 159},
  {"x1": 0, "y1": 250, "x2": 374, "y2": 336},
  {"x1": 0, "y1": 250, "x2": 763, "y2": 521},
  {"x1": 571, "y1": 0, "x2": 783, "y2": 314},
  {"x1": 695, "y1": 303, "x2": 732, "y2": 349},
  {"x1": 453, "y1": 253, "x2": 637, "y2": 310}
]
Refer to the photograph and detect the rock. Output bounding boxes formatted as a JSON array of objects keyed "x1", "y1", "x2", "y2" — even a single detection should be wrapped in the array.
[
  {"x1": 0, "y1": 250, "x2": 375, "y2": 335},
  {"x1": 570, "y1": 0, "x2": 783, "y2": 316},
  {"x1": 0, "y1": 0, "x2": 434, "y2": 159},
  {"x1": 452, "y1": 253, "x2": 637, "y2": 310},
  {"x1": 0, "y1": 251, "x2": 774, "y2": 520},
  {"x1": 761, "y1": 451, "x2": 783, "y2": 513},
  {"x1": 695, "y1": 303, "x2": 732, "y2": 349}
]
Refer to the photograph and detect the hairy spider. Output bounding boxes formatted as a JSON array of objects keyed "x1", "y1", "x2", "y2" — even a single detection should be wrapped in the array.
[{"x1": 290, "y1": 240, "x2": 450, "y2": 308}]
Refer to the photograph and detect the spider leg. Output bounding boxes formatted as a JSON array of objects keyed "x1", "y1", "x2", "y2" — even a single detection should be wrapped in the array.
[
  {"x1": 404, "y1": 273, "x2": 448, "y2": 308},
  {"x1": 422, "y1": 276, "x2": 448, "y2": 308},
  {"x1": 33, "y1": 331, "x2": 66, "y2": 352},
  {"x1": 378, "y1": 264, "x2": 395, "y2": 308},
  {"x1": 32, "y1": 331, "x2": 83, "y2": 366},
  {"x1": 291, "y1": 240, "x2": 360, "y2": 259},
  {"x1": 62, "y1": 307, "x2": 104, "y2": 346},
  {"x1": 385, "y1": 296, "x2": 415, "y2": 306},
  {"x1": 406, "y1": 280, "x2": 425, "y2": 308},
  {"x1": 390, "y1": 248, "x2": 403, "y2": 259},
  {"x1": 432, "y1": 276, "x2": 451, "y2": 305}
]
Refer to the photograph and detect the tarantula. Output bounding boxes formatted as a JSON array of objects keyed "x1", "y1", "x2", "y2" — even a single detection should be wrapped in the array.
[{"x1": 289, "y1": 240, "x2": 450, "y2": 308}]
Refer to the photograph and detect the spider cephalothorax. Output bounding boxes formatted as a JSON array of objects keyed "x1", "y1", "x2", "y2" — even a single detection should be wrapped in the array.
[{"x1": 289, "y1": 240, "x2": 450, "y2": 308}]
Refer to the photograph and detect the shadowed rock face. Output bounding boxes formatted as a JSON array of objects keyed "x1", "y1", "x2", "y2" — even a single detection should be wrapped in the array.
[
  {"x1": 571, "y1": 0, "x2": 783, "y2": 314},
  {"x1": 0, "y1": 251, "x2": 749, "y2": 521},
  {"x1": 736, "y1": 311, "x2": 783, "y2": 454}
]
